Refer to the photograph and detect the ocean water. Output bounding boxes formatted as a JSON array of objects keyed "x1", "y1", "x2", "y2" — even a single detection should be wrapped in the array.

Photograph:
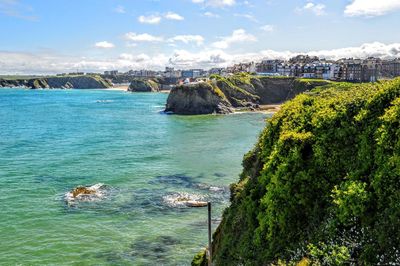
[{"x1": 0, "y1": 88, "x2": 268, "y2": 265}]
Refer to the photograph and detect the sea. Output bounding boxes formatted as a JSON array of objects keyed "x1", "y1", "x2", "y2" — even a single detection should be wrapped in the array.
[{"x1": 0, "y1": 88, "x2": 268, "y2": 265}]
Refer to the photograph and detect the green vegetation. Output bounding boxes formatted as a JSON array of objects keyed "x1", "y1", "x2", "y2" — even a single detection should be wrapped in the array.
[
  {"x1": 192, "y1": 250, "x2": 207, "y2": 266},
  {"x1": 199, "y1": 78, "x2": 400, "y2": 265}
]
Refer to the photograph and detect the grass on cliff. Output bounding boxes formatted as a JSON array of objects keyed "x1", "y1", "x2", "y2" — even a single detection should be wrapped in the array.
[{"x1": 204, "y1": 78, "x2": 400, "y2": 265}]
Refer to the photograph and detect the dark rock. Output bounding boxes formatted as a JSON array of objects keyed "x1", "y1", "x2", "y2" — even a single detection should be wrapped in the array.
[
  {"x1": 165, "y1": 82, "x2": 233, "y2": 115},
  {"x1": 128, "y1": 79, "x2": 160, "y2": 92},
  {"x1": 164, "y1": 75, "x2": 330, "y2": 115}
]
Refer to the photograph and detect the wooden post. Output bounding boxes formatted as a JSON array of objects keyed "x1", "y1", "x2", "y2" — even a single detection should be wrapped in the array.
[{"x1": 208, "y1": 202, "x2": 212, "y2": 266}]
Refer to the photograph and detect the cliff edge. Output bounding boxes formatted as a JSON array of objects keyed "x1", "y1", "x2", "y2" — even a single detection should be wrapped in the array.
[
  {"x1": 194, "y1": 78, "x2": 400, "y2": 265},
  {"x1": 165, "y1": 74, "x2": 330, "y2": 115},
  {"x1": 128, "y1": 79, "x2": 160, "y2": 92},
  {"x1": 0, "y1": 75, "x2": 111, "y2": 89},
  {"x1": 165, "y1": 82, "x2": 233, "y2": 115}
]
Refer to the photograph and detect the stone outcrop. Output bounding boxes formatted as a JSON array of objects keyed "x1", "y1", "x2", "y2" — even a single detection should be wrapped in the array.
[
  {"x1": 128, "y1": 79, "x2": 160, "y2": 92},
  {"x1": 164, "y1": 82, "x2": 233, "y2": 115},
  {"x1": 0, "y1": 75, "x2": 111, "y2": 89},
  {"x1": 165, "y1": 74, "x2": 330, "y2": 115}
]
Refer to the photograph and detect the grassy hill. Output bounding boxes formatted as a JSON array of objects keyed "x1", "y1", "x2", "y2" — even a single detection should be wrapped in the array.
[{"x1": 194, "y1": 78, "x2": 400, "y2": 265}]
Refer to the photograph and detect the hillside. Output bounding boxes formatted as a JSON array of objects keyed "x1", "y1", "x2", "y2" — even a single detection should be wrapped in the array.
[
  {"x1": 0, "y1": 75, "x2": 111, "y2": 89},
  {"x1": 194, "y1": 78, "x2": 400, "y2": 265},
  {"x1": 128, "y1": 78, "x2": 160, "y2": 92},
  {"x1": 165, "y1": 74, "x2": 330, "y2": 115}
]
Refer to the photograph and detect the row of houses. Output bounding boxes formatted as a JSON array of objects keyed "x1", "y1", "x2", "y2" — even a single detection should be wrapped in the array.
[
  {"x1": 101, "y1": 55, "x2": 400, "y2": 83},
  {"x1": 247, "y1": 56, "x2": 400, "y2": 82}
]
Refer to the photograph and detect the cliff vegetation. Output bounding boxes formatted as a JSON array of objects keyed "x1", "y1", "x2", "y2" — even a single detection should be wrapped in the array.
[
  {"x1": 195, "y1": 78, "x2": 400, "y2": 265},
  {"x1": 166, "y1": 73, "x2": 330, "y2": 115},
  {"x1": 0, "y1": 75, "x2": 111, "y2": 89}
]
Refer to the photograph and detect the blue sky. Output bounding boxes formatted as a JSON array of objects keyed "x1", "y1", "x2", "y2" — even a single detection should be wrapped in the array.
[{"x1": 0, "y1": 0, "x2": 399, "y2": 74}]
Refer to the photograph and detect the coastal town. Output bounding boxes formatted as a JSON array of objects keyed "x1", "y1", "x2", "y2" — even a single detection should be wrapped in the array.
[{"x1": 95, "y1": 55, "x2": 400, "y2": 84}]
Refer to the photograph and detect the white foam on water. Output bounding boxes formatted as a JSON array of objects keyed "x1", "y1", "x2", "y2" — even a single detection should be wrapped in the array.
[
  {"x1": 64, "y1": 183, "x2": 107, "y2": 204},
  {"x1": 162, "y1": 192, "x2": 205, "y2": 208}
]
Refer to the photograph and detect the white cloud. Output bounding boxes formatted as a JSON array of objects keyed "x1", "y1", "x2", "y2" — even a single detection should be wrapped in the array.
[
  {"x1": 114, "y1": 5, "x2": 125, "y2": 14},
  {"x1": 168, "y1": 35, "x2": 204, "y2": 46},
  {"x1": 212, "y1": 29, "x2": 257, "y2": 49},
  {"x1": 344, "y1": 0, "x2": 400, "y2": 17},
  {"x1": 260, "y1": 24, "x2": 275, "y2": 32},
  {"x1": 164, "y1": 11, "x2": 184, "y2": 20},
  {"x1": 203, "y1": 11, "x2": 220, "y2": 17},
  {"x1": 1, "y1": 42, "x2": 400, "y2": 74},
  {"x1": 233, "y1": 13, "x2": 257, "y2": 22},
  {"x1": 124, "y1": 32, "x2": 164, "y2": 42},
  {"x1": 192, "y1": 0, "x2": 236, "y2": 7},
  {"x1": 94, "y1": 41, "x2": 115, "y2": 49},
  {"x1": 138, "y1": 14, "x2": 161, "y2": 24},
  {"x1": 296, "y1": 2, "x2": 326, "y2": 16}
]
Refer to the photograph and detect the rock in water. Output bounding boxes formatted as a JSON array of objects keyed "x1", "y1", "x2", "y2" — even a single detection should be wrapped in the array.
[
  {"x1": 65, "y1": 183, "x2": 107, "y2": 204},
  {"x1": 128, "y1": 79, "x2": 160, "y2": 92},
  {"x1": 164, "y1": 82, "x2": 233, "y2": 115},
  {"x1": 186, "y1": 201, "x2": 208, "y2": 207},
  {"x1": 165, "y1": 74, "x2": 330, "y2": 115},
  {"x1": 162, "y1": 192, "x2": 208, "y2": 208}
]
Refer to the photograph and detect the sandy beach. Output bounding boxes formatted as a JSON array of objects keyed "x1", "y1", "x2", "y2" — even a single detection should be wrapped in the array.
[{"x1": 105, "y1": 85, "x2": 129, "y2": 91}]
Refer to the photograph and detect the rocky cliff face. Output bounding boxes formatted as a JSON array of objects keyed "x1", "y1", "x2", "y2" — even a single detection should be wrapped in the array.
[
  {"x1": 193, "y1": 78, "x2": 400, "y2": 265},
  {"x1": 128, "y1": 79, "x2": 160, "y2": 92},
  {"x1": 0, "y1": 75, "x2": 111, "y2": 89},
  {"x1": 165, "y1": 82, "x2": 233, "y2": 115},
  {"x1": 165, "y1": 74, "x2": 330, "y2": 115}
]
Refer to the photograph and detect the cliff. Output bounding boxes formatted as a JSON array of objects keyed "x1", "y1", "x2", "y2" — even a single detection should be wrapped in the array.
[
  {"x1": 193, "y1": 78, "x2": 400, "y2": 265},
  {"x1": 165, "y1": 74, "x2": 330, "y2": 115},
  {"x1": 165, "y1": 82, "x2": 233, "y2": 115},
  {"x1": 0, "y1": 75, "x2": 111, "y2": 89},
  {"x1": 128, "y1": 78, "x2": 160, "y2": 92}
]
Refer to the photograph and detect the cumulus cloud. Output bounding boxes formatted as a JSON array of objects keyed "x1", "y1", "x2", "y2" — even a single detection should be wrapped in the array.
[
  {"x1": 192, "y1": 0, "x2": 236, "y2": 7},
  {"x1": 168, "y1": 35, "x2": 204, "y2": 46},
  {"x1": 344, "y1": 0, "x2": 400, "y2": 17},
  {"x1": 138, "y1": 12, "x2": 184, "y2": 24},
  {"x1": 1, "y1": 42, "x2": 399, "y2": 74},
  {"x1": 164, "y1": 11, "x2": 184, "y2": 20},
  {"x1": 94, "y1": 41, "x2": 115, "y2": 49},
  {"x1": 138, "y1": 14, "x2": 161, "y2": 24},
  {"x1": 296, "y1": 2, "x2": 326, "y2": 16},
  {"x1": 212, "y1": 29, "x2": 257, "y2": 49},
  {"x1": 124, "y1": 32, "x2": 163, "y2": 42}
]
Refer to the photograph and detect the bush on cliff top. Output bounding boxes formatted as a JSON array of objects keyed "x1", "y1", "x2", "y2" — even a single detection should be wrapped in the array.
[{"x1": 208, "y1": 78, "x2": 400, "y2": 265}]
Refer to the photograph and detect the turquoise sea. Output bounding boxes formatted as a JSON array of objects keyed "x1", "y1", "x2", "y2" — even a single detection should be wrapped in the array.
[{"x1": 0, "y1": 88, "x2": 268, "y2": 265}]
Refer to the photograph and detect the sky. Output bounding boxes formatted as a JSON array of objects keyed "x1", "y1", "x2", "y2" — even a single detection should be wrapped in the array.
[{"x1": 0, "y1": 0, "x2": 400, "y2": 74}]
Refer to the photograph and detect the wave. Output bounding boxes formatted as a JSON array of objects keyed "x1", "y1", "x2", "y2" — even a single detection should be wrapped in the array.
[
  {"x1": 162, "y1": 192, "x2": 208, "y2": 208},
  {"x1": 95, "y1": 100, "x2": 114, "y2": 103}
]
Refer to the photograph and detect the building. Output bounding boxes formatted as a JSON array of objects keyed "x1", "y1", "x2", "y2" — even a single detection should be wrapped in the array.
[
  {"x1": 163, "y1": 67, "x2": 181, "y2": 78},
  {"x1": 181, "y1": 69, "x2": 204, "y2": 79},
  {"x1": 362, "y1": 57, "x2": 381, "y2": 82},
  {"x1": 104, "y1": 70, "x2": 118, "y2": 75},
  {"x1": 256, "y1": 60, "x2": 283, "y2": 74},
  {"x1": 382, "y1": 58, "x2": 400, "y2": 78}
]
